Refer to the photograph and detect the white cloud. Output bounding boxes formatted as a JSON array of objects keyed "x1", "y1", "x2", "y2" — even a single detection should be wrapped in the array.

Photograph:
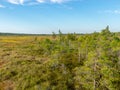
[
  {"x1": 113, "y1": 10, "x2": 120, "y2": 14},
  {"x1": 8, "y1": 0, "x2": 19, "y2": 4},
  {"x1": 98, "y1": 10, "x2": 120, "y2": 15},
  {"x1": 104, "y1": 10, "x2": 120, "y2": 14},
  {"x1": 20, "y1": 0, "x2": 24, "y2": 4},
  {"x1": 7, "y1": 0, "x2": 75, "y2": 5},
  {"x1": 36, "y1": 0, "x2": 69, "y2": 3},
  {"x1": 50, "y1": 0, "x2": 66, "y2": 3},
  {"x1": 36, "y1": 0, "x2": 45, "y2": 3},
  {"x1": 51, "y1": 0, "x2": 72, "y2": 3},
  {"x1": 0, "y1": 4, "x2": 5, "y2": 8},
  {"x1": 7, "y1": 0, "x2": 24, "y2": 5}
]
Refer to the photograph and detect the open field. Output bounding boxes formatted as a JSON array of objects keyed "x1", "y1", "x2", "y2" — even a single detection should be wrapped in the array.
[
  {"x1": 0, "y1": 36, "x2": 52, "y2": 90},
  {"x1": 0, "y1": 28, "x2": 120, "y2": 90}
]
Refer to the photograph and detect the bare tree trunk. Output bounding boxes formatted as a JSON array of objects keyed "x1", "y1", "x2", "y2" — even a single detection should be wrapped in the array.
[
  {"x1": 93, "y1": 57, "x2": 96, "y2": 90},
  {"x1": 78, "y1": 48, "x2": 80, "y2": 62},
  {"x1": 78, "y1": 42, "x2": 81, "y2": 62}
]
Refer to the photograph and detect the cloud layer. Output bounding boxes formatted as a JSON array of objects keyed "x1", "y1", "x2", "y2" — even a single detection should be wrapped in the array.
[
  {"x1": 7, "y1": 0, "x2": 71, "y2": 5},
  {"x1": 7, "y1": 0, "x2": 24, "y2": 5}
]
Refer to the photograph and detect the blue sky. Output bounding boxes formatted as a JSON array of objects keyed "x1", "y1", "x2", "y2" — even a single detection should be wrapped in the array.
[{"x1": 0, "y1": 0, "x2": 120, "y2": 34}]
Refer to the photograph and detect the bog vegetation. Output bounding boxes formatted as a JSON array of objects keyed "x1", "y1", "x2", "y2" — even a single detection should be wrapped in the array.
[{"x1": 0, "y1": 27, "x2": 120, "y2": 90}]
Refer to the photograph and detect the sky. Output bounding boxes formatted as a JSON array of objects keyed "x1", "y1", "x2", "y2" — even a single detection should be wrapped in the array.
[{"x1": 0, "y1": 0, "x2": 120, "y2": 34}]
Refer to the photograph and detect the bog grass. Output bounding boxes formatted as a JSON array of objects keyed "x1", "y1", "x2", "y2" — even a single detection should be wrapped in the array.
[{"x1": 0, "y1": 35, "x2": 51, "y2": 90}]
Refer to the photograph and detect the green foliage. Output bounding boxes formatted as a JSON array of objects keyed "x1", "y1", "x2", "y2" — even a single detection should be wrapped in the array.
[{"x1": 0, "y1": 27, "x2": 120, "y2": 90}]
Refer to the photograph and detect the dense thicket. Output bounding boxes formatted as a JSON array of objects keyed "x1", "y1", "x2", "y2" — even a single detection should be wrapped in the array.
[{"x1": 0, "y1": 27, "x2": 120, "y2": 90}]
